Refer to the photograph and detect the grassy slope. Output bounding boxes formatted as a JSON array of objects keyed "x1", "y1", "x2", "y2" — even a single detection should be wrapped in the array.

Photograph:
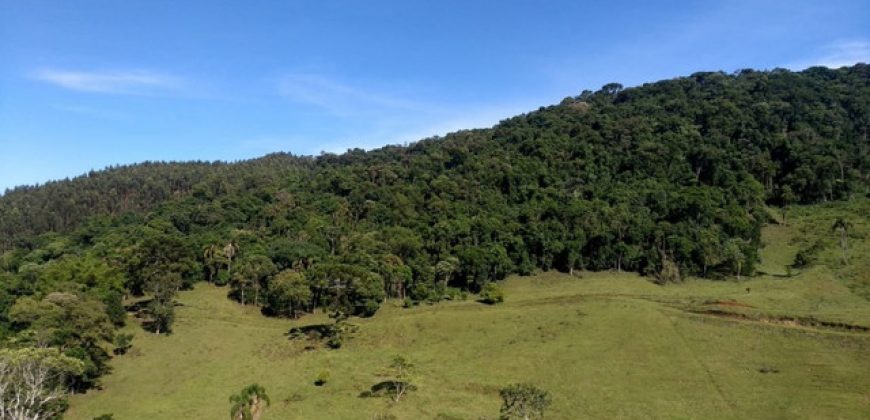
[{"x1": 67, "y1": 202, "x2": 870, "y2": 419}]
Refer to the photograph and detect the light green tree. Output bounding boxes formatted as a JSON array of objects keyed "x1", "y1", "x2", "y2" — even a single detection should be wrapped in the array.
[
  {"x1": 0, "y1": 347, "x2": 84, "y2": 420},
  {"x1": 831, "y1": 217, "x2": 853, "y2": 264},
  {"x1": 435, "y1": 257, "x2": 459, "y2": 289},
  {"x1": 229, "y1": 383, "x2": 270, "y2": 420},
  {"x1": 266, "y1": 270, "x2": 311, "y2": 318},
  {"x1": 723, "y1": 239, "x2": 746, "y2": 280},
  {"x1": 387, "y1": 355, "x2": 414, "y2": 403}
]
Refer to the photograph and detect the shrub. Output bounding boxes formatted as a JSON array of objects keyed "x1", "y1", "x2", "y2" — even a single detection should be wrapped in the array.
[
  {"x1": 499, "y1": 383, "x2": 551, "y2": 419},
  {"x1": 215, "y1": 270, "x2": 230, "y2": 286},
  {"x1": 479, "y1": 283, "x2": 505, "y2": 304},
  {"x1": 443, "y1": 287, "x2": 468, "y2": 301},
  {"x1": 282, "y1": 392, "x2": 305, "y2": 405},
  {"x1": 409, "y1": 282, "x2": 435, "y2": 302},
  {"x1": 315, "y1": 371, "x2": 330, "y2": 386},
  {"x1": 655, "y1": 256, "x2": 682, "y2": 284},
  {"x1": 326, "y1": 335, "x2": 342, "y2": 349},
  {"x1": 113, "y1": 333, "x2": 133, "y2": 355},
  {"x1": 793, "y1": 240, "x2": 824, "y2": 268}
]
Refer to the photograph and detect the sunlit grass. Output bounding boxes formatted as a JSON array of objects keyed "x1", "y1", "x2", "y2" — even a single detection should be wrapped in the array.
[{"x1": 67, "y1": 202, "x2": 870, "y2": 419}]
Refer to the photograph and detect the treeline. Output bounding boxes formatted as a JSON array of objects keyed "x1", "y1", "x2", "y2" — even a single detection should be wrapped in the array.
[
  {"x1": 0, "y1": 65, "x2": 867, "y2": 399},
  {"x1": 0, "y1": 155, "x2": 313, "y2": 251}
]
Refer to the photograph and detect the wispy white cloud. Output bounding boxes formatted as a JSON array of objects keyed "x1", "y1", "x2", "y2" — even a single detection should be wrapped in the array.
[
  {"x1": 271, "y1": 71, "x2": 547, "y2": 156},
  {"x1": 295, "y1": 102, "x2": 537, "y2": 155},
  {"x1": 51, "y1": 104, "x2": 130, "y2": 119},
  {"x1": 30, "y1": 68, "x2": 181, "y2": 95},
  {"x1": 276, "y1": 73, "x2": 424, "y2": 116},
  {"x1": 787, "y1": 39, "x2": 870, "y2": 70},
  {"x1": 233, "y1": 102, "x2": 532, "y2": 157}
]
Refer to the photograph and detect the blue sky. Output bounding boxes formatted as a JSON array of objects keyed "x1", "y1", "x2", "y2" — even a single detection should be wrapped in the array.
[{"x1": 1, "y1": 0, "x2": 869, "y2": 192}]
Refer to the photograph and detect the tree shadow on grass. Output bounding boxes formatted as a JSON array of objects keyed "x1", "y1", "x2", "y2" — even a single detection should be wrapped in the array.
[
  {"x1": 125, "y1": 299, "x2": 153, "y2": 314},
  {"x1": 358, "y1": 381, "x2": 416, "y2": 398},
  {"x1": 285, "y1": 324, "x2": 334, "y2": 341}
]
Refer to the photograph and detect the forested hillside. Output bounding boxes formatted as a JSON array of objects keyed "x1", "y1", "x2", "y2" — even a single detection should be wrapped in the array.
[{"x1": 0, "y1": 65, "x2": 868, "y2": 413}]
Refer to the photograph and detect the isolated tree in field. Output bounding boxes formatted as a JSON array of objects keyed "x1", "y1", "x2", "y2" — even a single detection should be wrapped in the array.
[
  {"x1": 386, "y1": 355, "x2": 414, "y2": 403},
  {"x1": 831, "y1": 217, "x2": 853, "y2": 264},
  {"x1": 229, "y1": 383, "x2": 270, "y2": 420},
  {"x1": 723, "y1": 239, "x2": 746, "y2": 280},
  {"x1": 265, "y1": 270, "x2": 311, "y2": 318},
  {"x1": 499, "y1": 383, "x2": 551, "y2": 420},
  {"x1": 0, "y1": 347, "x2": 84, "y2": 420}
]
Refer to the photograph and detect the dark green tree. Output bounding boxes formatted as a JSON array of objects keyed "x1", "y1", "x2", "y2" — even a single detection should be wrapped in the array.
[{"x1": 499, "y1": 383, "x2": 552, "y2": 420}]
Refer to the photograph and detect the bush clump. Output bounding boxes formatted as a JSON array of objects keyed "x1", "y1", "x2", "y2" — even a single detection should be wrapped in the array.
[
  {"x1": 314, "y1": 371, "x2": 330, "y2": 386},
  {"x1": 479, "y1": 283, "x2": 505, "y2": 304},
  {"x1": 793, "y1": 240, "x2": 824, "y2": 268}
]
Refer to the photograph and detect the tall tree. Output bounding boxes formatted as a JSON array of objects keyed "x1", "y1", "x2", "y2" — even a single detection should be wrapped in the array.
[
  {"x1": 723, "y1": 239, "x2": 746, "y2": 280},
  {"x1": 265, "y1": 270, "x2": 310, "y2": 318},
  {"x1": 831, "y1": 217, "x2": 853, "y2": 264},
  {"x1": 230, "y1": 255, "x2": 276, "y2": 306},
  {"x1": 147, "y1": 272, "x2": 181, "y2": 335},
  {"x1": 223, "y1": 242, "x2": 238, "y2": 277}
]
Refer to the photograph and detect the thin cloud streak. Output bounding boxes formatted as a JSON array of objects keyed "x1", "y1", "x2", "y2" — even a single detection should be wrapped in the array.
[
  {"x1": 51, "y1": 104, "x2": 131, "y2": 120},
  {"x1": 276, "y1": 73, "x2": 424, "y2": 116},
  {"x1": 30, "y1": 68, "x2": 181, "y2": 95},
  {"x1": 271, "y1": 70, "x2": 551, "y2": 155},
  {"x1": 788, "y1": 39, "x2": 870, "y2": 69},
  {"x1": 297, "y1": 102, "x2": 540, "y2": 155}
]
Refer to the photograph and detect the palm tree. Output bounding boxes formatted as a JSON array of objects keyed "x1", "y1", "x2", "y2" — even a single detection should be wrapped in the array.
[
  {"x1": 229, "y1": 383, "x2": 270, "y2": 420},
  {"x1": 224, "y1": 242, "x2": 238, "y2": 276},
  {"x1": 203, "y1": 244, "x2": 220, "y2": 283},
  {"x1": 831, "y1": 217, "x2": 853, "y2": 264}
]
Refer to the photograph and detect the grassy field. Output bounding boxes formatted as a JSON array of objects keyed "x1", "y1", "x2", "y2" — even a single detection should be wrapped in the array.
[{"x1": 67, "y1": 202, "x2": 870, "y2": 419}]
